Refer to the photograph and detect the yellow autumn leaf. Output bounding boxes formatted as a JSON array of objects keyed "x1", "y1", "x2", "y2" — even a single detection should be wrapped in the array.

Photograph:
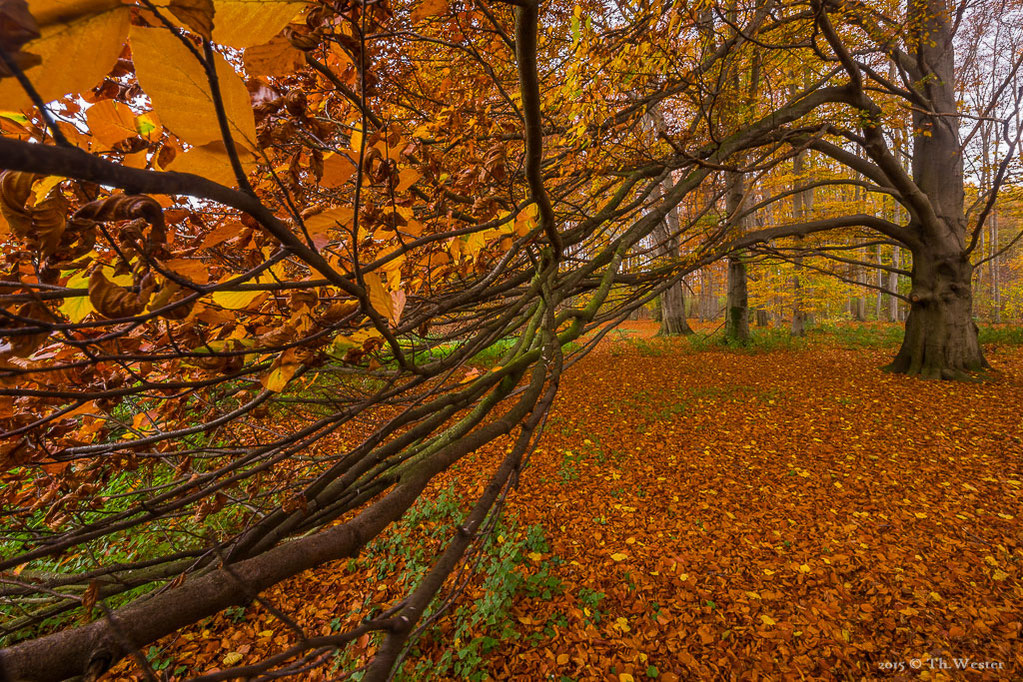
[
  {"x1": 59, "y1": 294, "x2": 94, "y2": 323},
  {"x1": 211, "y1": 0, "x2": 305, "y2": 48},
  {"x1": 223, "y1": 651, "x2": 243, "y2": 666},
  {"x1": 395, "y1": 167, "x2": 420, "y2": 193},
  {"x1": 412, "y1": 0, "x2": 448, "y2": 22},
  {"x1": 167, "y1": 141, "x2": 256, "y2": 188},
  {"x1": 319, "y1": 153, "x2": 356, "y2": 187},
  {"x1": 364, "y1": 272, "x2": 392, "y2": 322},
  {"x1": 992, "y1": 569, "x2": 1009, "y2": 581},
  {"x1": 610, "y1": 552, "x2": 627, "y2": 562},
  {"x1": 166, "y1": 0, "x2": 215, "y2": 39},
  {"x1": 86, "y1": 100, "x2": 139, "y2": 147},
  {"x1": 211, "y1": 289, "x2": 266, "y2": 310},
  {"x1": 262, "y1": 351, "x2": 299, "y2": 392},
  {"x1": 798, "y1": 563, "x2": 811, "y2": 573},
  {"x1": 526, "y1": 551, "x2": 542, "y2": 561},
  {"x1": 303, "y1": 207, "x2": 353, "y2": 242},
  {"x1": 0, "y1": 0, "x2": 130, "y2": 111},
  {"x1": 131, "y1": 26, "x2": 257, "y2": 150},
  {"x1": 760, "y1": 614, "x2": 776, "y2": 626}
]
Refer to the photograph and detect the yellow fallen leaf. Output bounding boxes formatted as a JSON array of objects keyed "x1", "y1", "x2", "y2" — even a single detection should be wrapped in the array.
[
  {"x1": 914, "y1": 512, "x2": 927, "y2": 519},
  {"x1": 992, "y1": 569, "x2": 1009, "y2": 581},
  {"x1": 223, "y1": 651, "x2": 243, "y2": 666},
  {"x1": 760, "y1": 615, "x2": 776, "y2": 626},
  {"x1": 526, "y1": 551, "x2": 542, "y2": 562},
  {"x1": 610, "y1": 553, "x2": 627, "y2": 562}
]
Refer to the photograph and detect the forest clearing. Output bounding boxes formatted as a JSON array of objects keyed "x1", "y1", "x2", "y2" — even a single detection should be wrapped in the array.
[{"x1": 97, "y1": 321, "x2": 1023, "y2": 681}]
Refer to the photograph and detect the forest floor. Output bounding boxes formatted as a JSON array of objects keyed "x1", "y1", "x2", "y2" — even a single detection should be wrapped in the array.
[{"x1": 109, "y1": 321, "x2": 1023, "y2": 682}]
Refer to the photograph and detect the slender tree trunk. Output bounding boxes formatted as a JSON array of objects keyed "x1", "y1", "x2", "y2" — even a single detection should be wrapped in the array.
[
  {"x1": 875, "y1": 244, "x2": 884, "y2": 319},
  {"x1": 889, "y1": 245, "x2": 900, "y2": 322},
  {"x1": 790, "y1": 150, "x2": 810, "y2": 336},
  {"x1": 854, "y1": 262, "x2": 867, "y2": 321},
  {"x1": 990, "y1": 209, "x2": 1001, "y2": 322},
  {"x1": 655, "y1": 176, "x2": 693, "y2": 336},
  {"x1": 641, "y1": 108, "x2": 694, "y2": 337},
  {"x1": 725, "y1": 255, "x2": 750, "y2": 342},
  {"x1": 724, "y1": 171, "x2": 750, "y2": 343}
]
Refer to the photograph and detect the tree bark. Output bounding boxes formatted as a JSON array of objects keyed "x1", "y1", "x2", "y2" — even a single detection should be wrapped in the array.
[
  {"x1": 654, "y1": 176, "x2": 693, "y2": 336},
  {"x1": 888, "y1": 245, "x2": 901, "y2": 322},
  {"x1": 884, "y1": 0, "x2": 987, "y2": 376},
  {"x1": 724, "y1": 171, "x2": 750, "y2": 343},
  {"x1": 886, "y1": 245, "x2": 988, "y2": 378},
  {"x1": 725, "y1": 255, "x2": 750, "y2": 343},
  {"x1": 659, "y1": 281, "x2": 693, "y2": 335},
  {"x1": 790, "y1": 149, "x2": 810, "y2": 336}
]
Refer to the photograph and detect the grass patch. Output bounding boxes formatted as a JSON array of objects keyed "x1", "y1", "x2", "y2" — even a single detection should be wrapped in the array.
[{"x1": 328, "y1": 484, "x2": 559, "y2": 682}]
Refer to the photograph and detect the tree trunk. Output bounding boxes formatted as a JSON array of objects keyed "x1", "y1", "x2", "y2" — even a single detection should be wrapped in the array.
[
  {"x1": 885, "y1": 0, "x2": 987, "y2": 377},
  {"x1": 888, "y1": 245, "x2": 900, "y2": 322},
  {"x1": 790, "y1": 149, "x2": 810, "y2": 337},
  {"x1": 886, "y1": 246, "x2": 988, "y2": 378},
  {"x1": 659, "y1": 281, "x2": 693, "y2": 335},
  {"x1": 725, "y1": 255, "x2": 750, "y2": 343},
  {"x1": 724, "y1": 171, "x2": 750, "y2": 343},
  {"x1": 655, "y1": 174, "x2": 693, "y2": 336}
]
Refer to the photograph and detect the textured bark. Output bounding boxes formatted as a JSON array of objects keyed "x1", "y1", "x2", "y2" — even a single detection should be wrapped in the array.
[
  {"x1": 886, "y1": 247, "x2": 987, "y2": 378},
  {"x1": 790, "y1": 141, "x2": 811, "y2": 337},
  {"x1": 889, "y1": 245, "x2": 901, "y2": 322},
  {"x1": 644, "y1": 113, "x2": 694, "y2": 337},
  {"x1": 659, "y1": 281, "x2": 693, "y2": 336},
  {"x1": 724, "y1": 171, "x2": 750, "y2": 343},
  {"x1": 725, "y1": 255, "x2": 750, "y2": 343},
  {"x1": 885, "y1": 0, "x2": 986, "y2": 377}
]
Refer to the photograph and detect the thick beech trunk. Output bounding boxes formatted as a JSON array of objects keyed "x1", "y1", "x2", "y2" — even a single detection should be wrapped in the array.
[
  {"x1": 884, "y1": 0, "x2": 986, "y2": 379},
  {"x1": 887, "y1": 246, "x2": 987, "y2": 378}
]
